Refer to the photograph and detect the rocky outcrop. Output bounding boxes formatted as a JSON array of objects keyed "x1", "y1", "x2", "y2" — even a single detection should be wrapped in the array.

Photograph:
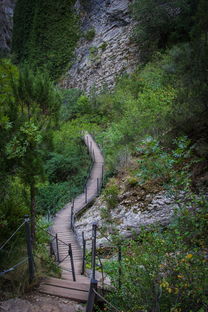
[
  {"x1": 74, "y1": 190, "x2": 178, "y2": 249},
  {"x1": 0, "y1": 0, "x2": 16, "y2": 55},
  {"x1": 60, "y1": 0, "x2": 139, "y2": 94}
]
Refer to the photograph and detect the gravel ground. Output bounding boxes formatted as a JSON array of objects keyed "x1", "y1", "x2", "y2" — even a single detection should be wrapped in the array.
[{"x1": 0, "y1": 292, "x2": 85, "y2": 312}]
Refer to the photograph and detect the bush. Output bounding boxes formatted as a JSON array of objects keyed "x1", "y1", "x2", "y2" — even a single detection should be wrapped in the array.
[
  {"x1": 103, "y1": 179, "x2": 120, "y2": 209},
  {"x1": 103, "y1": 198, "x2": 208, "y2": 312},
  {"x1": 136, "y1": 136, "x2": 196, "y2": 192},
  {"x1": 131, "y1": 0, "x2": 195, "y2": 61},
  {"x1": 85, "y1": 28, "x2": 96, "y2": 41}
]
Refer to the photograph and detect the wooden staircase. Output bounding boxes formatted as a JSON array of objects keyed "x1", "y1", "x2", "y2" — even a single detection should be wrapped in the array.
[
  {"x1": 39, "y1": 277, "x2": 89, "y2": 302},
  {"x1": 39, "y1": 133, "x2": 104, "y2": 303}
]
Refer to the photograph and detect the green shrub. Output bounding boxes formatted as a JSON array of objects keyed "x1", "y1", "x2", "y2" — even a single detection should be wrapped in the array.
[
  {"x1": 85, "y1": 28, "x2": 96, "y2": 41},
  {"x1": 103, "y1": 179, "x2": 120, "y2": 209},
  {"x1": 99, "y1": 42, "x2": 108, "y2": 51},
  {"x1": 136, "y1": 136, "x2": 196, "y2": 192},
  {"x1": 89, "y1": 46, "x2": 98, "y2": 60},
  {"x1": 103, "y1": 198, "x2": 208, "y2": 312},
  {"x1": 127, "y1": 176, "x2": 138, "y2": 187}
]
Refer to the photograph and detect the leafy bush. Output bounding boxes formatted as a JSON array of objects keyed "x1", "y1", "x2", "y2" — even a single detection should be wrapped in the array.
[
  {"x1": 127, "y1": 176, "x2": 138, "y2": 187},
  {"x1": 103, "y1": 179, "x2": 120, "y2": 209},
  {"x1": 85, "y1": 28, "x2": 96, "y2": 41},
  {"x1": 136, "y1": 136, "x2": 195, "y2": 189},
  {"x1": 103, "y1": 198, "x2": 208, "y2": 312}
]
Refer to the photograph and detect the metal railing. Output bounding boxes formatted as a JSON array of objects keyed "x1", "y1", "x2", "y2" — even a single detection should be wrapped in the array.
[
  {"x1": 0, "y1": 216, "x2": 34, "y2": 283},
  {"x1": 82, "y1": 222, "x2": 123, "y2": 312},
  {"x1": 0, "y1": 215, "x2": 77, "y2": 283},
  {"x1": 36, "y1": 223, "x2": 76, "y2": 282},
  {"x1": 70, "y1": 133, "x2": 104, "y2": 234}
]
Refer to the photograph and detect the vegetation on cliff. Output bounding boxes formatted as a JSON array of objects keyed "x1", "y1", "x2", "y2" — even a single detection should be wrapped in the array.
[{"x1": 12, "y1": 0, "x2": 80, "y2": 80}]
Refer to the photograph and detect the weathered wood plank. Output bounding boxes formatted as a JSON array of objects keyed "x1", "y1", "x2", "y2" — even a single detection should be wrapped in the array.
[
  {"x1": 43, "y1": 277, "x2": 90, "y2": 292},
  {"x1": 39, "y1": 284, "x2": 88, "y2": 302}
]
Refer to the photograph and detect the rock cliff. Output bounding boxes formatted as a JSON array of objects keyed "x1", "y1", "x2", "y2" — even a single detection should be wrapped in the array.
[
  {"x1": 60, "y1": 0, "x2": 139, "y2": 94},
  {"x1": 0, "y1": 0, "x2": 16, "y2": 55}
]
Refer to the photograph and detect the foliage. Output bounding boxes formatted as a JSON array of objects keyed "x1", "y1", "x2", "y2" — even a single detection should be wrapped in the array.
[
  {"x1": 0, "y1": 60, "x2": 61, "y2": 239},
  {"x1": 103, "y1": 179, "x2": 119, "y2": 210},
  {"x1": 12, "y1": 0, "x2": 80, "y2": 80},
  {"x1": 104, "y1": 198, "x2": 208, "y2": 312},
  {"x1": 99, "y1": 42, "x2": 108, "y2": 51},
  {"x1": 59, "y1": 88, "x2": 82, "y2": 121},
  {"x1": 131, "y1": 0, "x2": 196, "y2": 61},
  {"x1": 91, "y1": 55, "x2": 176, "y2": 175},
  {"x1": 136, "y1": 136, "x2": 195, "y2": 190},
  {"x1": 35, "y1": 217, "x2": 61, "y2": 276},
  {"x1": 131, "y1": 0, "x2": 208, "y2": 130},
  {"x1": 85, "y1": 28, "x2": 96, "y2": 41}
]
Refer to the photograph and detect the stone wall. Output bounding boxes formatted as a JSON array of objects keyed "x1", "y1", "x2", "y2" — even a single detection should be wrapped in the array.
[
  {"x1": 60, "y1": 0, "x2": 139, "y2": 94},
  {"x1": 0, "y1": 0, "x2": 16, "y2": 55}
]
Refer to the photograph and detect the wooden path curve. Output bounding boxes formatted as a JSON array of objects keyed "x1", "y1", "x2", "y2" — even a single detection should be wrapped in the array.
[{"x1": 39, "y1": 133, "x2": 104, "y2": 302}]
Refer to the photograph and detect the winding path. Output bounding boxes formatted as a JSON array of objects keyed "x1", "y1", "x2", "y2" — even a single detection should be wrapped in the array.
[{"x1": 39, "y1": 133, "x2": 104, "y2": 302}]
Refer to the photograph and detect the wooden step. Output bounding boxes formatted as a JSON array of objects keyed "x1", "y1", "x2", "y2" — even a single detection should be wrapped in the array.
[
  {"x1": 43, "y1": 277, "x2": 90, "y2": 291},
  {"x1": 39, "y1": 284, "x2": 88, "y2": 302}
]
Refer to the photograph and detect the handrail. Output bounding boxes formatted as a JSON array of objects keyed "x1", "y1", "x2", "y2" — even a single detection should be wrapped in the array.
[
  {"x1": 0, "y1": 220, "x2": 25, "y2": 251},
  {"x1": 0, "y1": 258, "x2": 28, "y2": 277},
  {"x1": 71, "y1": 133, "x2": 104, "y2": 231}
]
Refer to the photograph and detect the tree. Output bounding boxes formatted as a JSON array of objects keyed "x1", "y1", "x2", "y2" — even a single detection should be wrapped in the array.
[
  {"x1": 0, "y1": 60, "x2": 60, "y2": 240},
  {"x1": 131, "y1": 0, "x2": 196, "y2": 61}
]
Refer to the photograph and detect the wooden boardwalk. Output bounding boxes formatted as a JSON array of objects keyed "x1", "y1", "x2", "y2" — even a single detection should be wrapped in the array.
[{"x1": 39, "y1": 133, "x2": 104, "y2": 302}]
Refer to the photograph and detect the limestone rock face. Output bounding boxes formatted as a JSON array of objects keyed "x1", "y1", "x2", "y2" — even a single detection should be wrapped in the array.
[
  {"x1": 0, "y1": 0, "x2": 16, "y2": 55},
  {"x1": 74, "y1": 191, "x2": 178, "y2": 250},
  {"x1": 60, "y1": 0, "x2": 139, "y2": 94}
]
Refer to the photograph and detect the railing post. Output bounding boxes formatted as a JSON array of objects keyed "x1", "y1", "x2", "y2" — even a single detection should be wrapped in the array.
[
  {"x1": 92, "y1": 222, "x2": 97, "y2": 280},
  {"x1": 102, "y1": 164, "x2": 104, "y2": 186},
  {"x1": 97, "y1": 178, "x2": 99, "y2": 196},
  {"x1": 86, "y1": 223, "x2": 98, "y2": 312},
  {"x1": 93, "y1": 149, "x2": 95, "y2": 162},
  {"x1": 55, "y1": 233, "x2": 60, "y2": 263},
  {"x1": 24, "y1": 215, "x2": 35, "y2": 283},
  {"x1": 49, "y1": 241, "x2": 54, "y2": 257},
  {"x1": 81, "y1": 231, "x2": 86, "y2": 275},
  {"x1": 86, "y1": 135, "x2": 89, "y2": 147},
  {"x1": 71, "y1": 199, "x2": 74, "y2": 230},
  {"x1": 68, "y1": 244, "x2": 76, "y2": 281},
  {"x1": 86, "y1": 279, "x2": 98, "y2": 312}
]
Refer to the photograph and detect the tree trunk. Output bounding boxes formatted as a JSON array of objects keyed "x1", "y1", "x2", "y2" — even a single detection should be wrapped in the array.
[{"x1": 30, "y1": 182, "x2": 36, "y2": 244}]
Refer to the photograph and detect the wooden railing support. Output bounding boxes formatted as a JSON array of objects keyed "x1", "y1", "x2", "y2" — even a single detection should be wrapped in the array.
[
  {"x1": 55, "y1": 233, "x2": 60, "y2": 263},
  {"x1": 86, "y1": 279, "x2": 98, "y2": 312},
  {"x1": 24, "y1": 215, "x2": 35, "y2": 283},
  {"x1": 71, "y1": 199, "x2": 75, "y2": 231},
  {"x1": 69, "y1": 243, "x2": 76, "y2": 281},
  {"x1": 81, "y1": 231, "x2": 86, "y2": 275},
  {"x1": 86, "y1": 222, "x2": 98, "y2": 312},
  {"x1": 92, "y1": 222, "x2": 97, "y2": 280},
  {"x1": 97, "y1": 178, "x2": 99, "y2": 196}
]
